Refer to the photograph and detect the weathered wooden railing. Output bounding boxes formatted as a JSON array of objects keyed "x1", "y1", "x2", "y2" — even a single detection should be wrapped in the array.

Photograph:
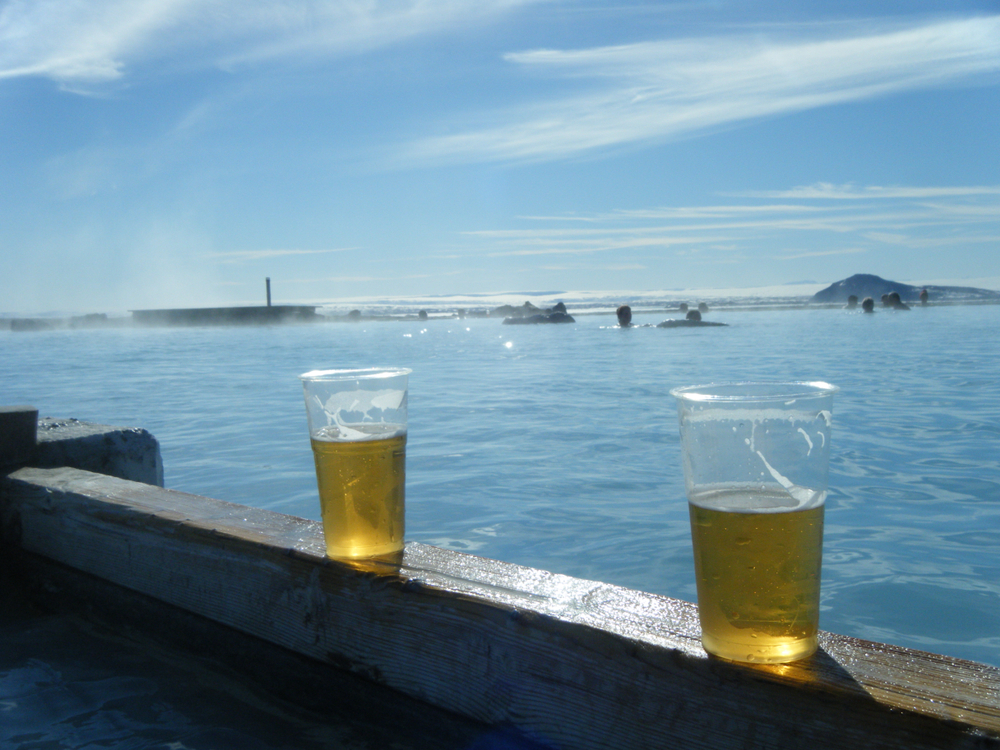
[{"x1": 1, "y1": 406, "x2": 998, "y2": 749}]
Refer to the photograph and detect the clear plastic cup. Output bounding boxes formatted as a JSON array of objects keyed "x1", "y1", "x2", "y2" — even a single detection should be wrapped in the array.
[
  {"x1": 671, "y1": 381, "x2": 838, "y2": 663},
  {"x1": 300, "y1": 368, "x2": 410, "y2": 559}
]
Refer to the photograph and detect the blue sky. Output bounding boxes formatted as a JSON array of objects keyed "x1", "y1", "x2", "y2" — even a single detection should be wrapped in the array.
[{"x1": 2, "y1": 1, "x2": 999, "y2": 313}]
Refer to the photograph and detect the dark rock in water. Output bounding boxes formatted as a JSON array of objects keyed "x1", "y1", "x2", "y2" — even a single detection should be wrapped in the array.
[
  {"x1": 490, "y1": 301, "x2": 542, "y2": 318},
  {"x1": 10, "y1": 318, "x2": 58, "y2": 331},
  {"x1": 811, "y1": 274, "x2": 1000, "y2": 304},
  {"x1": 656, "y1": 319, "x2": 727, "y2": 328},
  {"x1": 490, "y1": 302, "x2": 576, "y2": 323},
  {"x1": 502, "y1": 312, "x2": 575, "y2": 325},
  {"x1": 490, "y1": 300, "x2": 570, "y2": 319},
  {"x1": 70, "y1": 313, "x2": 108, "y2": 328}
]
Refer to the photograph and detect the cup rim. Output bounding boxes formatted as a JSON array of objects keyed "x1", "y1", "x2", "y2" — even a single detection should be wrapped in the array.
[
  {"x1": 299, "y1": 367, "x2": 412, "y2": 382},
  {"x1": 669, "y1": 380, "x2": 839, "y2": 402}
]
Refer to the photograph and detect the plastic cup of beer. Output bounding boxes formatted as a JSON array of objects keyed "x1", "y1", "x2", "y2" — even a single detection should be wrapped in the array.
[
  {"x1": 300, "y1": 368, "x2": 411, "y2": 559},
  {"x1": 670, "y1": 381, "x2": 838, "y2": 663}
]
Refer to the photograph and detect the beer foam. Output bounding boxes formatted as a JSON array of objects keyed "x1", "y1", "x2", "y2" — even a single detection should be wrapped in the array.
[
  {"x1": 314, "y1": 422, "x2": 406, "y2": 442},
  {"x1": 689, "y1": 484, "x2": 826, "y2": 513}
]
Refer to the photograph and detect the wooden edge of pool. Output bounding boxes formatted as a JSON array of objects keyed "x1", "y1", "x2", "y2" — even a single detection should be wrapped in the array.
[{"x1": 2, "y1": 465, "x2": 998, "y2": 750}]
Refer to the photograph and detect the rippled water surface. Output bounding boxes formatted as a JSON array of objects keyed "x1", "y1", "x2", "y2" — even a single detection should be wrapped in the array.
[{"x1": 3, "y1": 303, "x2": 999, "y2": 672}]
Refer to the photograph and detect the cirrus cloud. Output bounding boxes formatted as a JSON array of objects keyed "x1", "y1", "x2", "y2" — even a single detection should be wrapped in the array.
[
  {"x1": 0, "y1": 0, "x2": 537, "y2": 88},
  {"x1": 405, "y1": 16, "x2": 1000, "y2": 165}
]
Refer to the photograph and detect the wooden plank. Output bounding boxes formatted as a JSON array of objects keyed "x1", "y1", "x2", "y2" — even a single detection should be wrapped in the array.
[
  {"x1": 2, "y1": 466, "x2": 998, "y2": 750},
  {"x1": 0, "y1": 405, "x2": 37, "y2": 469}
]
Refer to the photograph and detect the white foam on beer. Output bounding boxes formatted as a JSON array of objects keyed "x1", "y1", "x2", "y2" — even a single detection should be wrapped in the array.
[
  {"x1": 689, "y1": 483, "x2": 826, "y2": 513},
  {"x1": 313, "y1": 422, "x2": 405, "y2": 442}
]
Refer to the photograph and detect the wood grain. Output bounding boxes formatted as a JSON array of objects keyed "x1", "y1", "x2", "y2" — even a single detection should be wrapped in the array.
[{"x1": 2, "y1": 466, "x2": 998, "y2": 749}]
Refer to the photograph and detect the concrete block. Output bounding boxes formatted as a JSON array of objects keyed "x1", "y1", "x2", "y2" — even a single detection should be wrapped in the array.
[{"x1": 35, "y1": 418, "x2": 164, "y2": 486}]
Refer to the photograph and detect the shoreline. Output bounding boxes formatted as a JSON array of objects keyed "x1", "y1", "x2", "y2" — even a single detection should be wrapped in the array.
[{"x1": 3, "y1": 296, "x2": 1000, "y2": 332}]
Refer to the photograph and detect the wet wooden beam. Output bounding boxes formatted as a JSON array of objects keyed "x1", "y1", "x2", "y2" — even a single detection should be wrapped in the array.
[
  {"x1": 1, "y1": 466, "x2": 998, "y2": 750},
  {"x1": 0, "y1": 406, "x2": 37, "y2": 470}
]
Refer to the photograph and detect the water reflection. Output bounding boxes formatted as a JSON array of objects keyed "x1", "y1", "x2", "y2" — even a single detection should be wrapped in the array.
[{"x1": 1, "y1": 305, "x2": 998, "y2": 667}]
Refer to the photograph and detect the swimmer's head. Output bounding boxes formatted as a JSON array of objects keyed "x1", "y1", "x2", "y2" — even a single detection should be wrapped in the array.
[{"x1": 616, "y1": 305, "x2": 632, "y2": 326}]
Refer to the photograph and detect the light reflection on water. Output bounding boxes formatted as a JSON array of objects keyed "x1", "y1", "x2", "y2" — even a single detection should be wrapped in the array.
[{"x1": 1, "y1": 304, "x2": 999, "y2": 671}]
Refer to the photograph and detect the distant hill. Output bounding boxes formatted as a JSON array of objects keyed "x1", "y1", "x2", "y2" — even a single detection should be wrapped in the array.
[{"x1": 810, "y1": 274, "x2": 1000, "y2": 304}]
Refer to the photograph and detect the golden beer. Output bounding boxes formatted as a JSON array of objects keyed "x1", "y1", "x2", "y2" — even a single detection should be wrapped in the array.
[
  {"x1": 310, "y1": 425, "x2": 406, "y2": 559},
  {"x1": 689, "y1": 488, "x2": 824, "y2": 663}
]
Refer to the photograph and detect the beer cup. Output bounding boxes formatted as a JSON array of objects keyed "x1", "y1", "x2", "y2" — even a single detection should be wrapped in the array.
[
  {"x1": 670, "y1": 382, "x2": 838, "y2": 663},
  {"x1": 300, "y1": 368, "x2": 411, "y2": 559}
]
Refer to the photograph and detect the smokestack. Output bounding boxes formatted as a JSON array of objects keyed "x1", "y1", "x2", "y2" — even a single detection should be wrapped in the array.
[{"x1": 266, "y1": 277, "x2": 272, "y2": 307}]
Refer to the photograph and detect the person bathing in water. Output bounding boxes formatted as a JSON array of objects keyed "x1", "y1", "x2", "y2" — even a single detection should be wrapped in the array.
[
  {"x1": 657, "y1": 309, "x2": 727, "y2": 328},
  {"x1": 617, "y1": 303, "x2": 726, "y2": 328}
]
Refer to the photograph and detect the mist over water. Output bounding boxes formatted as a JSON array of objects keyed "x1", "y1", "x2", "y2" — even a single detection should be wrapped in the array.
[{"x1": 2, "y1": 302, "x2": 999, "y2": 669}]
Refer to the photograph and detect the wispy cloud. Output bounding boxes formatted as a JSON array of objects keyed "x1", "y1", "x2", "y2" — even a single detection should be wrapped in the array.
[
  {"x1": 212, "y1": 1, "x2": 536, "y2": 70},
  {"x1": 406, "y1": 16, "x2": 1000, "y2": 164},
  {"x1": 863, "y1": 231, "x2": 1000, "y2": 247},
  {"x1": 454, "y1": 183, "x2": 1000, "y2": 270},
  {"x1": 209, "y1": 247, "x2": 354, "y2": 263},
  {"x1": 777, "y1": 247, "x2": 867, "y2": 260},
  {"x1": 0, "y1": 0, "x2": 535, "y2": 88},
  {"x1": 286, "y1": 270, "x2": 459, "y2": 284},
  {"x1": 467, "y1": 185, "x2": 1000, "y2": 241},
  {"x1": 736, "y1": 183, "x2": 1000, "y2": 200},
  {"x1": 483, "y1": 234, "x2": 724, "y2": 257},
  {"x1": 0, "y1": 0, "x2": 203, "y2": 86}
]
